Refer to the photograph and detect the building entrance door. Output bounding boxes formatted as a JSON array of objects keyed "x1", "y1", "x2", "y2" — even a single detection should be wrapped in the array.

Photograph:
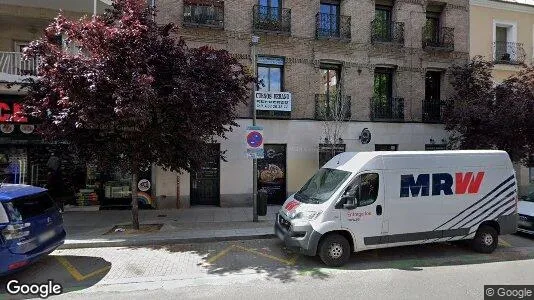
[{"x1": 190, "y1": 144, "x2": 220, "y2": 206}]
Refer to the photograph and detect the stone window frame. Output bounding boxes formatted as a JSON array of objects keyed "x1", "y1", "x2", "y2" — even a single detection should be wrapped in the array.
[{"x1": 492, "y1": 19, "x2": 518, "y2": 61}]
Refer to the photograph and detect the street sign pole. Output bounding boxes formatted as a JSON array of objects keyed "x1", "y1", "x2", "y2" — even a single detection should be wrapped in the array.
[{"x1": 251, "y1": 35, "x2": 259, "y2": 222}]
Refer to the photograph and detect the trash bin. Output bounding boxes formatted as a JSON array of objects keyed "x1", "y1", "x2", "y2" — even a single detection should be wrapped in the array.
[{"x1": 257, "y1": 189, "x2": 268, "y2": 216}]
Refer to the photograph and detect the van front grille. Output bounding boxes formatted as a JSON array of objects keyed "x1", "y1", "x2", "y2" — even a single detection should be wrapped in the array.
[{"x1": 278, "y1": 214, "x2": 291, "y2": 232}]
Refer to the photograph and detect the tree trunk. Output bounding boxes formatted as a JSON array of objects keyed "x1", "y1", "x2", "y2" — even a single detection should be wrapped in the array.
[{"x1": 131, "y1": 167, "x2": 140, "y2": 230}]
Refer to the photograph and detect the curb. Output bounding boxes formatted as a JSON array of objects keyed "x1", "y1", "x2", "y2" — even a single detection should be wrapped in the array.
[{"x1": 59, "y1": 233, "x2": 276, "y2": 249}]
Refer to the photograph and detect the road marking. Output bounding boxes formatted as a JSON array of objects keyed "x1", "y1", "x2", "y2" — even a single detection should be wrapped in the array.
[
  {"x1": 233, "y1": 244, "x2": 298, "y2": 265},
  {"x1": 287, "y1": 254, "x2": 300, "y2": 265},
  {"x1": 499, "y1": 238, "x2": 512, "y2": 248},
  {"x1": 206, "y1": 245, "x2": 235, "y2": 264},
  {"x1": 55, "y1": 257, "x2": 111, "y2": 282}
]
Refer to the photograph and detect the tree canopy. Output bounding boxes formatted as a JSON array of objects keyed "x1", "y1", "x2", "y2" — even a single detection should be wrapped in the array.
[
  {"x1": 22, "y1": 0, "x2": 254, "y2": 228},
  {"x1": 23, "y1": 0, "x2": 253, "y2": 173},
  {"x1": 444, "y1": 56, "x2": 534, "y2": 164}
]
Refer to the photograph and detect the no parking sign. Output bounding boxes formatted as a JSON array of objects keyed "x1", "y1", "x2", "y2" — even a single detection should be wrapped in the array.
[{"x1": 246, "y1": 125, "x2": 264, "y2": 159}]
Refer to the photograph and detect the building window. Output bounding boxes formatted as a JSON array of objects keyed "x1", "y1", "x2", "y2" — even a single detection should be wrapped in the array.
[
  {"x1": 14, "y1": 41, "x2": 30, "y2": 52},
  {"x1": 371, "y1": 68, "x2": 404, "y2": 121},
  {"x1": 422, "y1": 5, "x2": 453, "y2": 51},
  {"x1": 317, "y1": 1, "x2": 340, "y2": 37},
  {"x1": 374, "y1": 5, "x2": 392, "y2": 41},
  {"x1": 495, "y1": 25, "x2": 511, "y2": 62},
  {"x1": 319, "y1": 143, "x2": 345, "y2": 167},
  {"x1": 258, "y1": 0, "x2": 282, "y2": 21},
  {"x1": 13, "y1": 41, "x2": 37, "y2": 76},
  {"x1": 423, "y1": 71, "x2": 443, "y2": 123},
  {"x1": 424, "y1": 12, "x2": 440, "y2": 45},
  {"x1": 320, "y1": 64, "x2": 340, "y2": 97},
  {"x1": 258, "y1": 56, "x2": 283, "y2": 92},
  {"x1": 183, "y1": 0, "x2": 224, "y2": 28},
  {"x1": 374, "y1": 68, "x2": 393, "y2": 101},
  {"x1": 425, "y1": 71, "x2": 440, "y2": 102},
  {"x1": 371, "y1": 67, "x2": 404, "y2": 121},
  {"x1": 256, "y1": 56, "x2": 289, "y2": 118},
  {"x1": 493, "y1": 21, "x2": 523, "y2": 64},
  {"x1": 316, "y1": 63, "x2": 350, "y2": 120},
  {"x1": 375, "y1": 144, "x2": 398, "y2": 151}
]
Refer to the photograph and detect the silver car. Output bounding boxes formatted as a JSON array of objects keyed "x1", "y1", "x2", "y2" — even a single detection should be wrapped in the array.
[{"x1": 518, "y1": 192, "x2": 534, "y2": 235}]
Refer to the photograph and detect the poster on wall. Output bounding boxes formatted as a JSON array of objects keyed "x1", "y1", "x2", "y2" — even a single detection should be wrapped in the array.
[{"x1": 257, "y1": 144, "x2": 287, "y2": 205}]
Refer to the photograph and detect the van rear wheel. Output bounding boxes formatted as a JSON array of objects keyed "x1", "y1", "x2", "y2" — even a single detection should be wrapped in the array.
[
  {"x1": 472, "y1": 225, "x2": 498, "y2": 253},
  {"x1": 318, "y1": 233, "x2": 350, "y2": 267}
]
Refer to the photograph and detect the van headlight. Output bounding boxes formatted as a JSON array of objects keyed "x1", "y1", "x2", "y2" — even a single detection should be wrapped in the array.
[{"x1": 291, "y1": 211, "x2": 322, "y2": 220}]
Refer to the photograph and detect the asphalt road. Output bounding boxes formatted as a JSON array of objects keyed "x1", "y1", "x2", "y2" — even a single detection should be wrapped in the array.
[{"x1": 0, "y1": 233, "x2": 533, "y2": 300}]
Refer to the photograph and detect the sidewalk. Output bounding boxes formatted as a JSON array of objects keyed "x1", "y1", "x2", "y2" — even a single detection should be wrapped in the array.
[{"x1": 60, "y1": 206, "x2": 280, "y2": 249}]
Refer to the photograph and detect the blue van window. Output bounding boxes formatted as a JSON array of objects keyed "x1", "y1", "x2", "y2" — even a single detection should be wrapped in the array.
[{"x1": 3, "y1": 192, "x2": 55, "y2": 222}]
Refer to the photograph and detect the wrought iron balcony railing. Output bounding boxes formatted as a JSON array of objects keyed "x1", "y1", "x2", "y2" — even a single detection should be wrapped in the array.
[
  {"x1": 422, "y1": 25, "x2": 454, "y2": 51},
  {"x1": 422, "y1": 99, "x2": 444, "y2": 123},
  {"x1": 315, "y1": 94, "x2": 351, "y2": 120},
  {"x1": 183, "y1": 1, "x2": 224, "y2": 29},
  {"x1": 493, "y1": 42, "x2": 526, "y2": 65},
  {"x1": 253, "y1": 5, "x2": 291, "y2": 34},
  {"x1": 0, "y1": 51, "x2": 38, "y2": 82},
  {"x1": 371, "y1": 19, "x2": 404, "y2": 45},
  {"x1": 315, "y1": 13, "x2": 351, "y2": 40},
  {"x1": 370, "y1": 96, "x2": 404, "y2": 121}
]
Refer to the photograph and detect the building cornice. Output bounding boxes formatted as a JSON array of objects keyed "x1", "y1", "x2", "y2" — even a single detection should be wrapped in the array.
[{"x1": 470, "y1": 0, "x2": 534, "y2": 14}]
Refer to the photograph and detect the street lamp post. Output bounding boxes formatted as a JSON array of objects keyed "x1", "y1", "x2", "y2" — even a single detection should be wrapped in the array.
[{"x1": 251, "y1": 35, "x2": 260, "y2": 222}]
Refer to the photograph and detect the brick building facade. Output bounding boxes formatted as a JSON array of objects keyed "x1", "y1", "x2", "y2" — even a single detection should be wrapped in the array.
[{"x1": 152, "y1": 0, "x2": 470, "y2": 208}]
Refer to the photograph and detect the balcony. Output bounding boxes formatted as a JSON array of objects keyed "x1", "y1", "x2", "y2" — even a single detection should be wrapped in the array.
[
  {"x1": 183, "y1": 1, "x2": 224, "y2": 29},
  {"x1": 422, "y1": 99, "x2": 444, "y2": 123},
  {"x1": 493, "y1": 42, "x2": 526, "y2": 65},
  {"x1": 315, "y1": 13, "x2": 351, "y2": 40},
  {"x1": 370, "y1": 96, "x2": 404, "y2": 121},
  {"x1": 253, "y1": 5, "x2": 291, "y2": 34},
  {"x1": 0, "y1": 52, "x2": 38, "y2": 83},
  {"x1": 371, "y1": 19, "x2": 404, "y2": 45},
  {"x1": 315, "y1": 94, "x2": 351, "y2": 120},
  {"x1": 422, "y1": 26, "x2": 454, "y2": 51}
]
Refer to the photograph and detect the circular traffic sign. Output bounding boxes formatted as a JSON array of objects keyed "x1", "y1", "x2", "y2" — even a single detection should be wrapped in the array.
[
  {"x1": 137, "y1": 179, "x2": 151, "y2": 192},
  {"x1": 247, "y1": 131, "x2": 263, "y2": 148}
]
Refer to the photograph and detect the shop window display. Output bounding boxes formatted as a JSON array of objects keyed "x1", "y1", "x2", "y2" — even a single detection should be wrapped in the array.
[{"x1": 73, "y1": 165, "x2": 153, "y2": 209}]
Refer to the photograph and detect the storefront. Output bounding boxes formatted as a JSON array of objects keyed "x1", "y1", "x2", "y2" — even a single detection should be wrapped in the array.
[
  {"x1": 0, "y1": 94, "x2": 155, "y2": 210},
  {"x1": 0, "y1": 94, "x2": 48, "y2": 187},
  {"x1": 81, "y1": 165, "x2": 153, "y2": 210}
]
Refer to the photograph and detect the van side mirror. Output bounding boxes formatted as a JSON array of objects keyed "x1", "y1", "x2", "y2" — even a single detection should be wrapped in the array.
[
  {"x1": 337, "y1": 195, "x2": 356, "y2": 210},
  {"x1": 343, "y1": 202, "x2": 356, "y2": 210}
]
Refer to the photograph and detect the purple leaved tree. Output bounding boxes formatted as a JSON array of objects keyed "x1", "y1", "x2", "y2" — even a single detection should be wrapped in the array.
[
  {"x1": 22, "y1": 0, "x2": 253, "y2": 229},
  {"x1": 444, "y1": 56, "x2": 534, "y2": 164}
]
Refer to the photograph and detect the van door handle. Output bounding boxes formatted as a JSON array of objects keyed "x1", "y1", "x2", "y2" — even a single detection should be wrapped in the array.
[{"x1": 376, "y1": 205, "x2": 382, "y2": 216}]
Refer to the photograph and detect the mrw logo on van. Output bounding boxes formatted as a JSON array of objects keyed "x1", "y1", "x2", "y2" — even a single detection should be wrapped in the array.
[
  {"x1": 284, "y1": 200, "x2": 301, "y2": 212},
  {"x1": 400, "y1": 172, "x2": 485, "y2": 197}
]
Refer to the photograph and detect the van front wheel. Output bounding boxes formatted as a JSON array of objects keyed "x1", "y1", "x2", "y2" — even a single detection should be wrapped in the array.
[
  {"x1": 472, "y1": 225, "x2": 498, "y2": 253},
  {"x1": 318, "y1": 234, "x2": 350, "y2": 267}
]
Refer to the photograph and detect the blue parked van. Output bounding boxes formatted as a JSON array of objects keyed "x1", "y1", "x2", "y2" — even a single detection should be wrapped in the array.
[{"x1": 0, "y1": 184, "x2": 66, "y2": 276}]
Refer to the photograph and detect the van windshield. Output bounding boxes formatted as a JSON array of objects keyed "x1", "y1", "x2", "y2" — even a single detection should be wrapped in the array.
[
  {"x1": 294, "y1": 168, "x2": 351, "y2": 204},
  {"x1": 2, "y1": 192, "x2": 56, "y2": 222}
]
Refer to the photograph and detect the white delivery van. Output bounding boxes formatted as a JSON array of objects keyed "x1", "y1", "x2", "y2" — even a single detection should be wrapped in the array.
[{"x1": 274, "y1": 150, "x2": 518, "y2": 266}]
